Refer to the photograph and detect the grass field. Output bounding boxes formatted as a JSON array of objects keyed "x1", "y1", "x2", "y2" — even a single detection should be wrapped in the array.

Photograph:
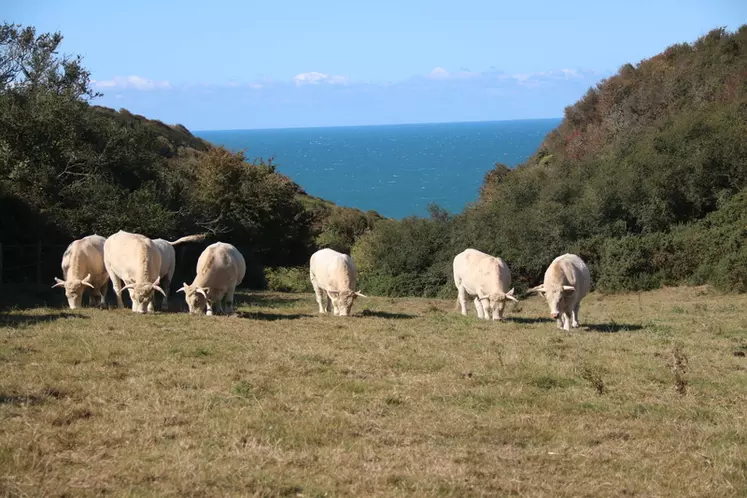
[{"x1": 1, "y1": 286, "x2": 746, "y2": 497}]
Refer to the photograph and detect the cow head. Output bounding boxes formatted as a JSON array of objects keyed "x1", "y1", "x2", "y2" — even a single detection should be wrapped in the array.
[
  {"x1": 528, "y1": 283, "x2": 575, "y2": 319},
  {"x1": 118, "y1": 276, "x2": 166, "y2": 313},
  {"x1": 480, "y1": 288, "x2": 519, "y2": 320},
  {"x1": 327, "y1": 290, "x2": 367, "y2": 317},
  {"x1": 176, "y1": 283, "x2": 209, "y2": 315},
  {"x1": 52, "y1": 273, "x2": 95, "y2": 309}
]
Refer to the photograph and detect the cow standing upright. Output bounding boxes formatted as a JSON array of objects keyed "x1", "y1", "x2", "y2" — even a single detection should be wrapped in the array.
[
  {"x1": 152, "y1": 234, "x2": 207, "y2": 311},
  {"x1": 177, "y1": 242, "x2": 246, "y2": 316},
  {"x1": 104, "y1": 230, "x2": 166, "y2": 313},
  {"x1": 528, "y1": 253, "x2": 591, "y2": 331},
  {"x1": 309, "y1": 248, "x2": 366, "y2": 317},
  {"x1": 52, "y1": 234, "x2": 109, "y2": 309},
  {"x1": 453, "y1": 248, "x2": 518, "y2": 320}
]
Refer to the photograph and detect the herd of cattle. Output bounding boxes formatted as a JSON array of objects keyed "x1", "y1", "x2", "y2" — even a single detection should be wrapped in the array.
[{"x1": 54, "y1": 231, "x2": 592, "y2": 329}]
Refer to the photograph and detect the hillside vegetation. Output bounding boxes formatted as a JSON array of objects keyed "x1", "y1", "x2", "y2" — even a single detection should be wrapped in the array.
[
  {"x1": 0, "y1": 23, "x2": 381, "y2": 289},
  {"x1": 354, "y1": 26, "x2": 747, "y2": 296}
]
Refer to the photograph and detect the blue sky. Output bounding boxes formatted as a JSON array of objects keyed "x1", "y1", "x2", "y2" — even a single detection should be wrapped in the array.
[{"x1": 6, "y1": 0, "x2": 746, "y2": 130}]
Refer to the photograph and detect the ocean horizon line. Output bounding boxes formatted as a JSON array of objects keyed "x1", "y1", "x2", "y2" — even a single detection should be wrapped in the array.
[{"x1": 193, "y1": 116, "x2": 563, "y2": 134}]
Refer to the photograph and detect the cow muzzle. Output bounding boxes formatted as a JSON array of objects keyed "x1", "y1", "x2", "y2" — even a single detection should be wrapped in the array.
[{"x1": 551, "y1": 312, "x2": 560, "y2": 319}]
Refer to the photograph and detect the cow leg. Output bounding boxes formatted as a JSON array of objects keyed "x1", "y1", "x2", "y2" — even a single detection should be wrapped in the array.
[
  {"x1": 108, "y1": 269, "x2": 125, "y2": 309},
  {"x1": 480, "y1": 298, "x2": 492, "y2": 320},
  {"x1": 571, "y1": 303, "x2": 581, "y2": 328},
  {"x1": 556, "y1": 315, "x2": 565, "y2": 330},
  {"x1": 127, "y1": 287, "x2": 138, "y2": 312},
  {"x1": 225, "y1": 286, "x2": 236, "y2": 314},
  {"x1": 205, "y1": 300, "x2": 214, "y2": 316},
  {"x1": 562, "y1": 312, "x2": 572, "y2": 331},
  {"x1": 160, "y1": 275, "x2": 171, "y2": 311},
  {"x1": 312, "y1": 279, "x2": 327, "y2": 314},
  {"x1": 473, "y1": 297, "x2": 485, "y2": 319},
  {"x1": 98, "y1": 282, "x2": 108, "y2": 308},
  {"x1": 325, "y1": 294, "x2": 332, "y2": 313},
  {"x1": 90, "y1": 288, "x2": 102, "y2": 308},
  {"x1": 494, "y1": 301, "x2": 505, "y2": 321},
  {"x1": 457, "y1": 286, "x2": 468, "y2": 315}
]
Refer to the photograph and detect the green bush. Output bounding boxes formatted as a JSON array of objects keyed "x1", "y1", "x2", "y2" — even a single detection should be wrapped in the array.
[{"x1": 264, "y1": 267, "x2": 312, "y2": 293}]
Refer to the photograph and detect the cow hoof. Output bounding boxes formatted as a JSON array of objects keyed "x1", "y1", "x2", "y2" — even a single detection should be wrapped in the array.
[{"x1": 206, "y1": 310, "x2": 213, "y2": 316}]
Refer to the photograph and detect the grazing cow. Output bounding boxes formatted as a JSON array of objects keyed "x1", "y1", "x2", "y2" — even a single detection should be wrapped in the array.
[
  {"x1": 528, "y1": 253, "x2": 591, "y2": 331},
  {"x1": 309, "y1": 248, "x2": 366, "y2": 317},
  {"x1": 152, "y1": 234, "x2": 207, "y2": 311},
  {"x1": 52, "y1": 234, "x2": 109, "y2": 309},
  {"x1": 104, "y1": 230, "x2": 167, "y2": 313},
  {"x1": 177, "y1": 242, "x2": 245, "y2": 315},
  {"x1": 453, "y1": 248, "x2": 518, "y2": 320}
]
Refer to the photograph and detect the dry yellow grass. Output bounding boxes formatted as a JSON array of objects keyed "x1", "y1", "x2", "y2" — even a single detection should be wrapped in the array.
[{"x1": 1, "y1": 286, "x2": 746, "y2": 497}]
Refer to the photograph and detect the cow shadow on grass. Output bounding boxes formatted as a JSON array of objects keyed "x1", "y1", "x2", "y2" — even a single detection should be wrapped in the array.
[
  {"x1": 235, "y1": 292, "x2": 305, "y2": 309},
  {"x1": 0, "y1": 312, "x2": 88, "y2": 328},
  {"x1": 236, "y1": 311, "x2": 312, "y2": 321},
  {"x1": 507, "y1": 316, "x2": 555, "y2": 324},
  {"x1": 583, "y1": 322, "x2": 644, "y2": 333},
  {"x1": 359, "y1": 310, "x2": 417, "y2": 319}
]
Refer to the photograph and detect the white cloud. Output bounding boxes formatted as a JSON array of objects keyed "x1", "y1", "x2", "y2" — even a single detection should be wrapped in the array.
[
  {"x1": 293, "y1": 72, "x2": 349, "y2": 86},
  {"x1": 426, "y1": 67, "x2": 480, "y2": 80},
  {"x1": 559, "y1": 68, "x2": 580, "y2": 78},
  {"x1": 92, "y1": 75, "x2": 171, "y2": 90},
  {"x1": 428, "y1": 67, "x2": 450, "y2": 79}
]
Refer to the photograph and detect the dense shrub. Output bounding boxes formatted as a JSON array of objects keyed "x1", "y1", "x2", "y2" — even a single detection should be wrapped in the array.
[
  {"x1": 352, "y1": 215, "x2": 453, "y2": 297},
  {"x1": 264, "y1": 267, "x2": 313, "y2": 293}
]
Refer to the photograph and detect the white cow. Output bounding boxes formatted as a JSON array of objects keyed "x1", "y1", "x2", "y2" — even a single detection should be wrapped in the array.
[
  {"x1": 152, "y1": 234, "x2": 207, "y2": 311},
  {"x1": 309, "y1": 248, "x2": 366, "y2": 317},
  {"x1": 177, "y1": 242, "x2": 246, "y2": 315},
  {"x1": 52, "y1": 234, "x2": 109, "y2": 309},
  {"x1": 528, "y1": 253, "x2": 591, "y2": 331},
  {"x1": 453, "y1": 248, "x2": 518, "y2": 320},
  {"x1": 104, "y1": 230, "x2": 167, "y2": 314}
]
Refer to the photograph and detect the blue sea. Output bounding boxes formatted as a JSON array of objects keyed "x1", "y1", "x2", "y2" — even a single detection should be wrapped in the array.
[{"x1": 196, "y1": 119, "x2": 560, "y2": 219}]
